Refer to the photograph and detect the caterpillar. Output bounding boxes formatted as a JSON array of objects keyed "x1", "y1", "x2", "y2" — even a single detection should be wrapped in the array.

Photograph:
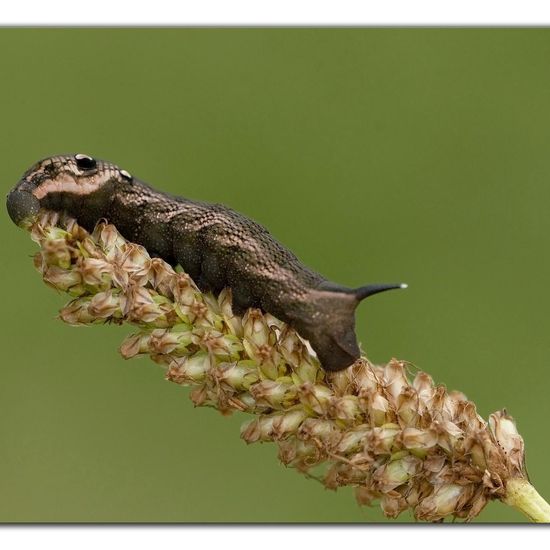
[{"x1": 6, "y1": 154, "x2": 406, "y2": 371}]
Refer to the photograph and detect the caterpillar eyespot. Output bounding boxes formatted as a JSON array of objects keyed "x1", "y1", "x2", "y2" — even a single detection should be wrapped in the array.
[
  {"x1": 120, "y1": 169, "x2": 132, "y2": 181},
  {"x1": 74, "y1": 153, "x2": 96, "y2": 170}
]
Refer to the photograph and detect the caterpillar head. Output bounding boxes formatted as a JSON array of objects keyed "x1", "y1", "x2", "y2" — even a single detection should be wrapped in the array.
[{"x1": 7, "y1": 154, "x2": 133, "y2": 227}]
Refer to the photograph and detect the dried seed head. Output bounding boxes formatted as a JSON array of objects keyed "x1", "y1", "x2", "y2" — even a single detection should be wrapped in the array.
[{"x1": 24, "y1": 213, "x2": 531, "y2": 523}]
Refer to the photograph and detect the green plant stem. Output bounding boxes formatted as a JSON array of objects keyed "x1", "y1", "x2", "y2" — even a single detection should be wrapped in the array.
[{"x1": 504, "y1": 478, "x2": 550, "y2": 522}]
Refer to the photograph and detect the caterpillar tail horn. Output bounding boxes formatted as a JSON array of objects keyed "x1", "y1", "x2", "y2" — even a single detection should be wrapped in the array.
[
  {"x1": 354, "y1": 282, "x2": 408, "y2": 302},
  {"x1": 297, "y1": 281, "x2": 407, "y2": 372}
]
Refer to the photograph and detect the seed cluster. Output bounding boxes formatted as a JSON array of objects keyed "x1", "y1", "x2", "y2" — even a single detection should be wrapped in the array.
[{"x1": 29, "y1": 212, "x2": 527, "y2": 522}]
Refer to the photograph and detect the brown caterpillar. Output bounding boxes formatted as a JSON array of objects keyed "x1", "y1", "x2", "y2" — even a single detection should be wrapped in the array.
[{"x1": 6, "y1": 154, "x2": 406, "y2": 371}]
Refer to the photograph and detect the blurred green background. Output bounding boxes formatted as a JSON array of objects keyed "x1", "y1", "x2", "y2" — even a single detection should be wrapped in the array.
[{"x1": 0, "y1": 28, "x2": 549, "y2": 523}]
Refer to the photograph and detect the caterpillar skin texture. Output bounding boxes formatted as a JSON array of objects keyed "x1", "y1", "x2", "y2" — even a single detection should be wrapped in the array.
[{"x1": 7, "y1": 154, "x2": 405, "y2": 372}]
